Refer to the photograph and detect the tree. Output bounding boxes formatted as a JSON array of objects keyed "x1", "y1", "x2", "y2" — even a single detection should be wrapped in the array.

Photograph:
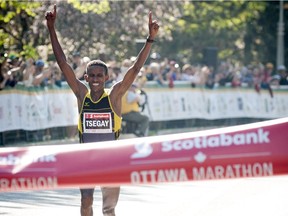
[
  {"x1": 245, "y1": 1, "x2": 288, "y2": 67},
  {"x1": 1, "y1": 0, "x2": 287, "y2": 69},
  {"x1": 0, "y1": 0, "x2": 42, "y2": 59},
  {"x1": 158, "y1": 1, "x2": 266, "y2": 66}
]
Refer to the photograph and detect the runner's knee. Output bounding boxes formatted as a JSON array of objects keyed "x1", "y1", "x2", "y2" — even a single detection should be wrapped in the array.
[
  {"x1": 102, "y1": 206, "x2": 116, "y2": 216},
  {"x1": 81, "y1": 195, "x2": 93, "y2": 209},
  {"x1": 101, "y1": 187, "x2": 120, "y2": 216}
]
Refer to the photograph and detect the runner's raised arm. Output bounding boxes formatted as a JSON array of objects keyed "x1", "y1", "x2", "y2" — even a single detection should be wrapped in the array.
[{"x1": 45, "y1": 4, "x2": 87, "y2": 100}]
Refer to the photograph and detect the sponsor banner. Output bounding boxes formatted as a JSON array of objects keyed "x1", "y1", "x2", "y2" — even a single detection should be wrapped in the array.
[
  {"x1": 0, "y1": 117, "x2": 288, "y2": 192},
  {"x1": 144, "y1": 87, "x2": 288, "y2": 121},
  {"x1": 0, "y1": 88, "x2": 78, "y2": 132},
  {"x1": 1, "y1": 85, "x2": 288, "y2": 132}
]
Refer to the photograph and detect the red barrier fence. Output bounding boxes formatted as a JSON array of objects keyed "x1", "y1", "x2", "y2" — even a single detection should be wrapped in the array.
[{"x1": 1, "y1": 117, "x2": 288, "y2": 192}]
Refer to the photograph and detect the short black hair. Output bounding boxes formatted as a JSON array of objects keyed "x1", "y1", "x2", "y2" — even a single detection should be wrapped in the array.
[
  {"x1": 72, "y1": 51, "x2": 80, "y2": 57},
  {"x1": 86, "y1": 59, "x2": 108, "y2": 75}
]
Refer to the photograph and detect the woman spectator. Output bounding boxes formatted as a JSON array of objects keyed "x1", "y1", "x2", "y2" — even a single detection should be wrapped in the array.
[
  {"x1": 146, "y1": 62, "x2": 164, "y2": 85},
  {"x1": 181, "y1": 64, "x2": 200, "y2": 87}
]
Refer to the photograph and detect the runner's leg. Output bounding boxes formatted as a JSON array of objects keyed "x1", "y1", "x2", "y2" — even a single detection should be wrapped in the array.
[
  {"x1": 80, "y1": 188, "x2": 95, "y2": 216},
  {"x1": 101, "y1": 186, "x2": 120, "y2": 216}
]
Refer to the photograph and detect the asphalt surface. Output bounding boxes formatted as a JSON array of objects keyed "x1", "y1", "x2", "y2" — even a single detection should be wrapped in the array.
[{"x1": 1, "y1": 175, "x2": 288, "y2": 216}]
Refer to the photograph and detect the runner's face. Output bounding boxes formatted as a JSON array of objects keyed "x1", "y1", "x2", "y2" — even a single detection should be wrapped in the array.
[{"x1": 85, "y1": 66, "x2": 108, "y2": 91}]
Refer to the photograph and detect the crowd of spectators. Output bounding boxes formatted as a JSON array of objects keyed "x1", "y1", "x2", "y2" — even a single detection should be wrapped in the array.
[
  {"x1": 0, "y1": 54, "x2": 62, "y2": 90},
  {"x1": 1, "y1": 51, "x2": 287, "y2": 142},
  {"x1": 1, "y1": 51, "x2": 288, "y2": 93}
]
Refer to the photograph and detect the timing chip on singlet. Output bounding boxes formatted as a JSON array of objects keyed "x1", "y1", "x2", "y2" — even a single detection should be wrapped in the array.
[{"x1": 83, "y1": 112, "x2": 113, "y2": 133}]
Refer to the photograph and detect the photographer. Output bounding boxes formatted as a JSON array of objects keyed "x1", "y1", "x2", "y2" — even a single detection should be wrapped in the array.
[
  {"x1": 0, "y1": 54, "x2": 24, "y2": 90},
  {"x1": 121, "y1": 83, "x2": 149, "y2": 137}
]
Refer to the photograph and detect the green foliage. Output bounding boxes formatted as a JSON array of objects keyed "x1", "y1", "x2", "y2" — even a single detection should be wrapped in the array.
[
  {"x1": 0, "y1": 0, "x2": 39, "y2": 22},
  {"x1": 0, "y1": 30, "x2": 9, "y2": 47},
  {"x1": 163, "y1": 1, "x2": 267, "y2": 65},
  {"x1": 244, "y1": 1, "x2": 287, "y2": 66},
  {"x1": 0, "y1": 1, "x2": 286, "y2": 68},
  {"x1": 67, "y1": 0, "x2": 110, "y2": 14},
  {"x1": 0, "y1": 0, "x2": 41, "y2": 58},
  {"x1": 20, "y1": 45, "x2": 38, "y2": 59}
]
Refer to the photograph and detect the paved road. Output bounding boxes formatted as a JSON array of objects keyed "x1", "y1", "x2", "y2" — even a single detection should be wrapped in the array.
[{"x1": 1, "y1": 176, "x2": 288, "y2": 216}]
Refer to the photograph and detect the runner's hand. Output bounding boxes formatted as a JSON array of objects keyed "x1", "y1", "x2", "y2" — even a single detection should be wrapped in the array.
[
  {"x1": 45, "y1": 4, "x2": 57, "y2": 28},
  {"x1": 148, "y1": 12, "x2": 159, "y2": 40}
]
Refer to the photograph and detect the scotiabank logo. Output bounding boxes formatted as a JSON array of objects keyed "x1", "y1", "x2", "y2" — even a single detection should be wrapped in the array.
[
  {"x1": 0, "y1": 154, "x2": 56, "y2": 166},
  {"x1": 162, "y1": 128, "x2": 270, "y2": 152},
  {"x1": 130, "y1": 128, "x2": 270, "y2": 159},
  {"x1": 131, "y1": 142, "x2": 153, "y2": 159}
]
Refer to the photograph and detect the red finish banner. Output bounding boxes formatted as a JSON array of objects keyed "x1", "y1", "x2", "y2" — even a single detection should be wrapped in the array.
[{"x1": 1, "y1": 118, "x2": 288, "y2": 192}]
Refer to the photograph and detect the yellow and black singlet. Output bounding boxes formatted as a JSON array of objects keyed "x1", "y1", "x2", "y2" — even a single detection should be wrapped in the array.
[{"x1": 78, "y1": 90, "x2": 121, "y2": 143}]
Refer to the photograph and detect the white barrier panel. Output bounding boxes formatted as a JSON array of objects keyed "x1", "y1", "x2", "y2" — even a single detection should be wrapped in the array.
[
  {"x1": 145, "y1": 87, "x2": 288, "y2": 121},
  {"x1": 0, "y1": 87, "x2": 78, "y2": 132},
  {"x1": 1, "y1": 85, "x2": 288, "y2": 132},
  {"x1": 0, "y1": 117, "x2": 288, "y2": 192}
]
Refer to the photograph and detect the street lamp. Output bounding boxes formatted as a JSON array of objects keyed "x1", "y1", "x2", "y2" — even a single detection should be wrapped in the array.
[{"x1": 277, "y1": 0, "x2": 285, "y2": 67}]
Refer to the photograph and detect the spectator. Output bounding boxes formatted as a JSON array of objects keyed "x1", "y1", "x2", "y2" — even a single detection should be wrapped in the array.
[
  {"x1": 76, "y1": 56, "x2": 90, "y2": 80},
  {"x1": 49, "y1": 62, "x2": 63, "y2": 87},
  {"x1": 181, "y1": 64, "x2": 200, "y2": 87},
  {"x1": 163, "y1": 60, "x2": 181, "y2": 88},
  {"x1": 197, "y1": 65, "x2": 212, "y2": 87},
  {"x1": 181, "y1": 64, "x2": 192, "y2": 81},
  {"x1": 260, "y1": 63, "x2": 274, "y2": 89},
  {"x1": 240, "y1": 65, "x2": 254, "y2": 87},
  {"x1": 135, "y1": 67, "x2": 147, "y2": 89},
  {"x1": 261, "y1": 63, "x2": 274, "y2": 97},
  {"x1": 32, "y1": 59, "x2": 52, "y2": 87},
  {"x1": 117, "y1": 58, "x2": 132, "y2": 81},
  {"x1": 149, "y1": 52, "x2": 161, "y2": 64},
  {"x1": 22, "y1": 58, "x2": 36, "y2": 87},
  {"x1": 231, "y1": 70, "x2": 242, "y2": 88},
  {"x1": 121, "y1": 83, "x2": 149, "y2": 137},
  {"x1": 0, "y1": 55, "x2": 25, "y2": 90},
  {"x1": 277, "y1": 65, "x2": 288, "y2": 86},
  {"x1": 105, "y1": 61, "x2": 118, "y2": 88},
  {"x1": 146, "y1": 62, "x2": 164, "y2": 85},
  {"x1": 0, "y1": 68, "x2": 18, "y2": 89},
  {"x1": 270, "y1": 74, "x2": 281, "y2": 87},
  {"x1": 214, "y1": 71, "x2": 225, "y2": 86},
  {"x1": 165, "y1": 60, "x2": 181, "y2": 81},
  {"x1": 71, "y1": 51, "x2": 81, "y2": 70}
]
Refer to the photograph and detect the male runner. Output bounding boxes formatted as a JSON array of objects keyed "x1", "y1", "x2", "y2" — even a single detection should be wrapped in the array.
[{"x1": 45, "y1": 4, "x2": 159, "y2": 216}]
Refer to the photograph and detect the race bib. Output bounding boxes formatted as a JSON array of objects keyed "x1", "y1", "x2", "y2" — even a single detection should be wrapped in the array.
[{"x1": 83, "y1": 112, "x2": 113, "y2": 133}]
